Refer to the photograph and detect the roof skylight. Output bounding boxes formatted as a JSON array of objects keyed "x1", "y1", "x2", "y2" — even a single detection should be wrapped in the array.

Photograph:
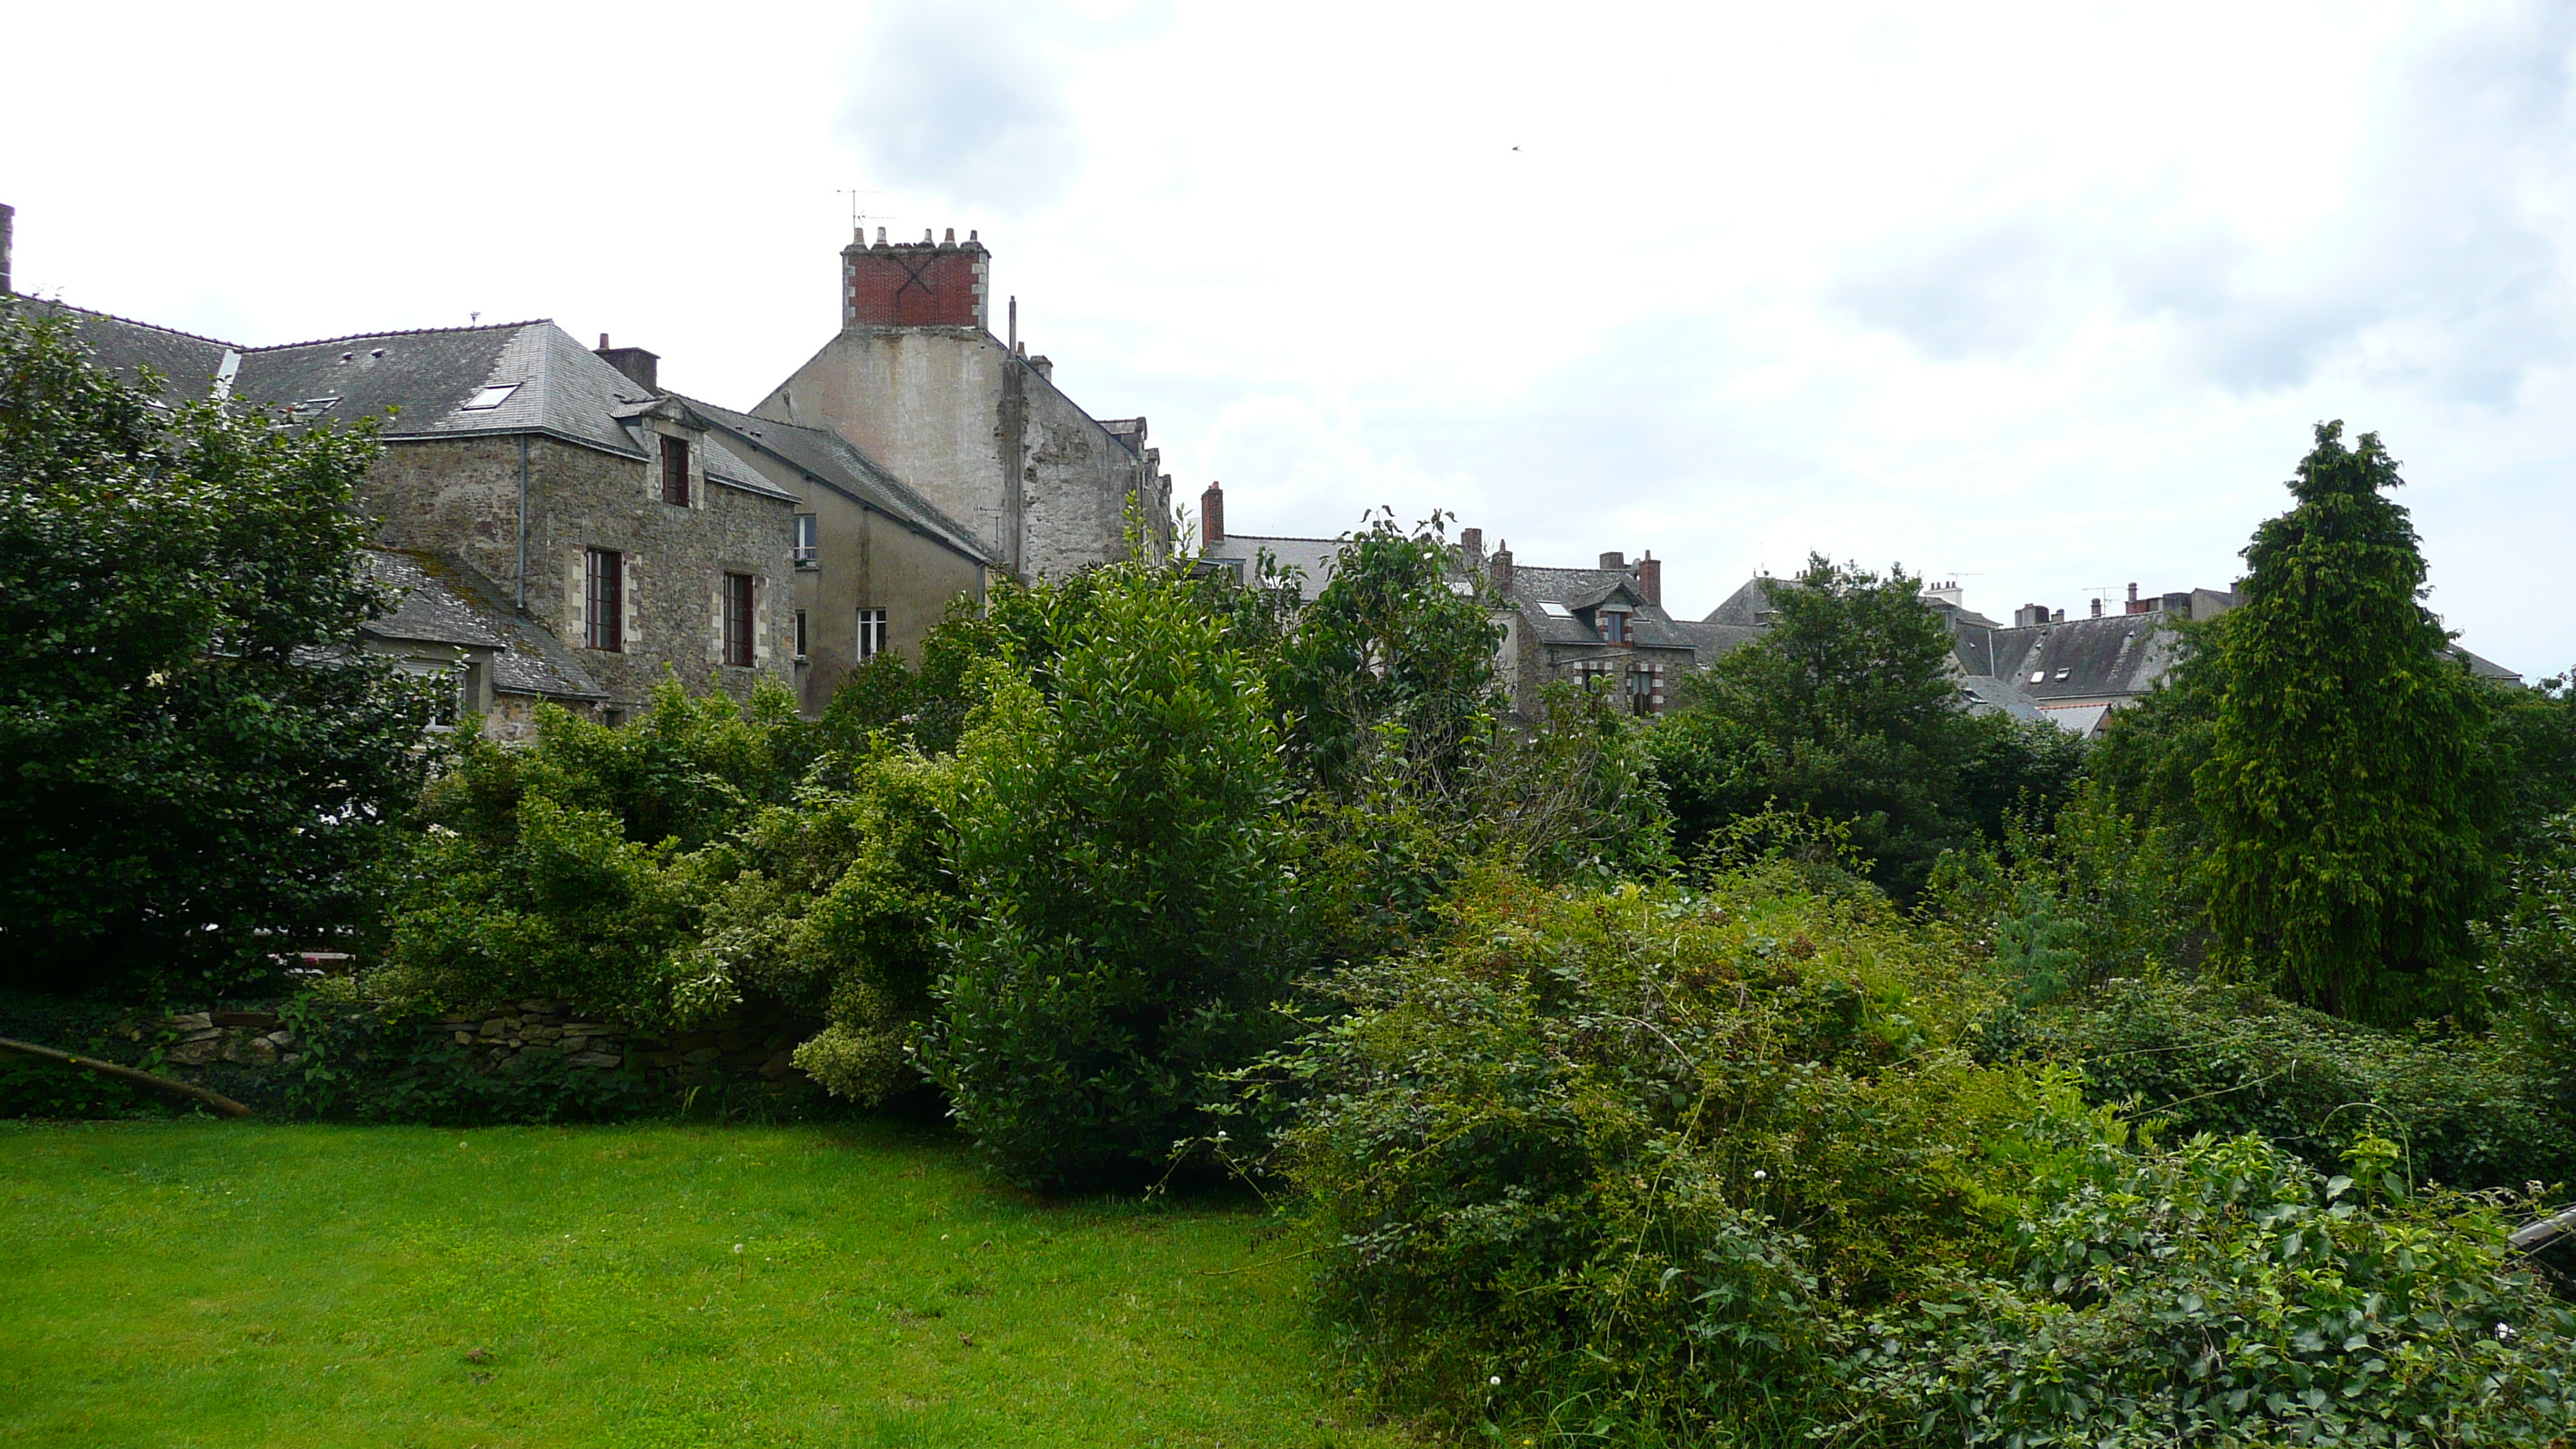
[
  {"x1": 461, "y1": 384, "x2": 520, "y2": 411},
  {"x1": 1540, "y1": 601, "x2": 1574, "y2": 618}
]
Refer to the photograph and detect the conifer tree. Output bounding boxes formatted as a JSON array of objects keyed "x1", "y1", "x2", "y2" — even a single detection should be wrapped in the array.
[{"x1": 2196, "y1": 422, "x2": 2497, "y2": 1021}]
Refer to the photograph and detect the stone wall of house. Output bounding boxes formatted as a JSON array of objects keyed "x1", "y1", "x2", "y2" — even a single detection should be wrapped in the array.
[{"x1": 360, "y1": 433, "x2": 799, "y2": 717}]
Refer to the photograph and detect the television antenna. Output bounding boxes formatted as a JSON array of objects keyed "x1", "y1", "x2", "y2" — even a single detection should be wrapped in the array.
[{"x1": 837, "y1": 189, "x2": 889, "y2": 235}]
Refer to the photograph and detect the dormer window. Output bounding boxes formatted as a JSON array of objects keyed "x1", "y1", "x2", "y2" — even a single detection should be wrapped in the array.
[
  {"x1": 1600, "y1": 608, "x2": 1630, "y2": 644},
  {"x1": 660, "y1": 435, "x2": 690, "y2": 506}
]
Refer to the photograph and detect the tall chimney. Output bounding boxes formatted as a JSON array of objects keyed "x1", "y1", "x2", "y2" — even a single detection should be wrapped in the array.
[
  {"x1": 594, "y1": 341, "x2": 661, "y2": 392},
  {"x1": 1490, "y1": 543, "x2": 1515, "y2": 601},
  {"x1": 1200, "y1": 481, "x2": 1225, "y2": 544},
  {"x1": 2090, "y1": 597, "x2": 2104, "y2": 618},
  {"x1": 1459, "y1": 526, "x2": 1484, "y2": 565},
  {"x1": 1, "y1": 203, "x2": 12, "y2": 297},
  {"x1": 841, "y1": 226, "x2": 989, "y2": 329},
  {"x1": 1636, "y1": 550, "x2": 1662, "y2": 608}
]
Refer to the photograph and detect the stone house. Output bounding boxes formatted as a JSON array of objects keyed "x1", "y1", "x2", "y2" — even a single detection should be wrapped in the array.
[
  {"x1": 752, "y1": 228, "x2": 1172, "y2": 581},
  {"x1": 22, "y1": 296, "x2": 802, "y2": 735}
]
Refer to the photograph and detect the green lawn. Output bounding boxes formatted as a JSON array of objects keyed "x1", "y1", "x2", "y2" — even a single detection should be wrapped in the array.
[{"x1": 0, "y1": 1119, "x2": 1410, "y2": 1448}]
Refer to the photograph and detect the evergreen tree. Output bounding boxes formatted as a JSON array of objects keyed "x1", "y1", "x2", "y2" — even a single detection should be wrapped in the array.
[{"x1": 2196, "y1": 422, "x2": 2498, "y2": 1022}]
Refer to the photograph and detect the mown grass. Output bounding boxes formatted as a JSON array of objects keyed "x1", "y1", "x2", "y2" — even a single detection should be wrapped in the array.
[{"x1": 0, "y1": 1118, "x2": 1408, "y2": 1447}]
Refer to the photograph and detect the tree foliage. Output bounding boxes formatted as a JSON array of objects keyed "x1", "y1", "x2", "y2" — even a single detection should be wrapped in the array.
[
  {"x1": 1653, "y1": 553, "x2": 2070, "y2": 896},
  {"x1": 929, "y1": 553, "x2": 1299, "y2": 1186},
  {"x1": 2197, "y1": 423, "x2": 2499, "y2": 1022},
  {"x1": 0, "y1": 304, "x2": 434, "y2": 997}
]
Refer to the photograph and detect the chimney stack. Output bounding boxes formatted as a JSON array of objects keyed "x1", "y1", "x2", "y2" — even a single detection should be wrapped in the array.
[
  {"x1": 594, "y1": 339, "x2": 661, "y2": 392},
  {"x1": 1491, "y1": 543, "x2": 1514, "y2": 601},
  {"x1": 2090, "y1": 597, "x2": 2104, "y2": 618},
  {"x1": 841, "y1": 224, "x2": 990, "y2": 330},
  {"x1": 1636, "y1": 550, "x2": 1662, "y2": 608},
  {"x1": 1459, "y1": 526, "x2": 1483, "y2": 565},
  {"x1": 1599, "y1": 550, "x2": 1625, "y2": 570},
  {"x1": 1200, "y1": 481, "x2": 1225, "y2": 544},
  {"x1": 1, "y1": 202, "x2": 12, "y2": 297}
]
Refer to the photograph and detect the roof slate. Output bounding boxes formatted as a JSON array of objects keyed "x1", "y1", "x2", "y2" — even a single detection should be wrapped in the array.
[
  {"x1": 1203, "y1": 535, "x2": 1347, "y2": 591},
  {"x1": 14, "y1": 299, "x2": 237, "y2": 405},
  {"x1": 358, "y1": 550, "x2": 605, "y2": 701}
]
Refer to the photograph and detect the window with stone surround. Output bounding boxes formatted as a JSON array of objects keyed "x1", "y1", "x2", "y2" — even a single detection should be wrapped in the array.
[
  {"x1": 584, "y1": 547, "x2": 623, "y2": 652},
  {"x1": 659, "y1": 435, "x2": 690, "y2": 507},
  {"x1": 722, "y1": 573, "x2": 755, "y2": 667}
]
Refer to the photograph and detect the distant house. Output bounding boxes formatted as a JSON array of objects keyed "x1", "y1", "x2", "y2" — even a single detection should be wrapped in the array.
[
  {"x1": 1692, "y1": 576, "x2": 2523, "y2": 737},
  {"x1": 1197, "y1": 482, "x2": 1697, "y2": 718}
]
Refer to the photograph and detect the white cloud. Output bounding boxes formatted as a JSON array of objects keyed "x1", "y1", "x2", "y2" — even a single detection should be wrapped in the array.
[{"x1": 3, "y1": 0, "x2": 2571, "y2": 672}]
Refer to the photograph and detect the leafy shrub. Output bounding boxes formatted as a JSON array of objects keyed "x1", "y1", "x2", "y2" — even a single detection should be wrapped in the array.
[
  {"x1": 1848, "y1": 1129, "x2": 2576, "y2": 1447},
  {"x1": 1265, "y1": 865, "x2": 2031, "y2": 1438},
  {"x1": 930, "y1": 555, "x2": 1299, "y2": 1187},
  {"x1": 2014, "y1": 976, "x2": 2576, "y2": 1194}
]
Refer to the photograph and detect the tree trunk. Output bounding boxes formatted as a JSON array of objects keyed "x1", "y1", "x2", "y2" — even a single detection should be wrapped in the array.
[{"x1": 0, "y1": 1036, "x2": 254, "y2": 1117}]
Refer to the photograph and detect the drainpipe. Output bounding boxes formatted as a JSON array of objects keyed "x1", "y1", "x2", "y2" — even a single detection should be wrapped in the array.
[{"x1": 516, "y1": 434, "x2": 530, "y2": 611}]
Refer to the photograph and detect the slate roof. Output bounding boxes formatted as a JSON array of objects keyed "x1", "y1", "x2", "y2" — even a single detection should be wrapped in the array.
[
  {"x1": 1510, "y1": 566, "x2": 1695, "y2": 652},
  {"x1": 12, "y1": 298, "x2": 236, "y2": 405},
  {"x1": 1670, "y1": 618, "x2": 1769, "y2": 665},
  {"x1": 1956, "y1": 673, "x2": 2048, "y2": 723},
  {"x1": 677, "y1": 396, "x2": 1001, "y2": 567},
  {"x1": 1703, "y1": 577, "x2": 1783, "y2": 628},
  {"x1": 358, "y1": 549, "x2": 605, "y2": 701},
  {"x1": 1963, "y1": 612, "x2": 2187, "y2": 704},
  {"x1": 1203, "y1": 534, "x2": 1347, "y2": 591}
]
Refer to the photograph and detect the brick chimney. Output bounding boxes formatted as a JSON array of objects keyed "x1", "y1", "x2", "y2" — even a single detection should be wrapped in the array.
[
  {"x1": 1490, "y1": 542, "x2": 1514, "y2": 600},
  {"x1": 1, "y1": 202, "x2": 12, "y2": 296},
  {"x1": 593, "y1": 334, "x2": 661, "y2": 392},
  {"x1": 842, "y1": 225, "x2": 989, "y2": 330},
  {"x1": 2125, "y1": 581, "x2": 2155, "y2": 615},
  {"x1": 1636, "y1": 550, "x2": 1662, "y2": 608},
  {"x1": 2090, "y1": 597, "x2": 2105, "y2": 618},
  {"x1": 1201, "y1": 481, "x2": 1225, "y2": 544}
]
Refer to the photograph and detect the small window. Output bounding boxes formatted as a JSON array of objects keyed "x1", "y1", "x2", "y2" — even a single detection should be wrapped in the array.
[
  {"x1": 1539, "y1": 601, "x2": 1573, "y2": 618},
  {"x1": 1601, "y1": 609, "x2": 1629, "y2": 644},
  {"x1": 722, "y1": 573, "x2": 755, "y2": 667},
  {"x1": 461, "y1": 384, "x2": 519, "y2": 411},
  {"x1": 2029, "y1": 670, "x2": 2047, "y2": 683},
  {"x1": 857, "y1": 607, "x2": 888, "y2": 662},
  {"x1": 793, "y1": 608, "x2": 809, "y2": 659},
  {"x1": 585, "y1": 547, "x2": 623, "y2": 653},
  {"x1": 2054, "y1": 669, "x2": 2072, "y2": 681},
  {"x1": 793, "y1": 514, "x2": 818, "y2": 564},
  {"x1": 660, "y1": 435, "x2": 690, "y2": 506}
]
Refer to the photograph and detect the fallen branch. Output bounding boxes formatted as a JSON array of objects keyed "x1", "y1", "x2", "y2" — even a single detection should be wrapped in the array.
[{"x1": 0, "y1": 1036, "x2": 254, "y2": 1118}]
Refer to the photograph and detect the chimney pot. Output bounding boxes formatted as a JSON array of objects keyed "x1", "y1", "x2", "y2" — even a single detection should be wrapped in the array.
[
  {"x1": 2127, "y1": 582, "x2": 2139, "y2": 602},
  {"x1": 1492, "y1": 543, "x2": 1516, "y2": 601},
  {"x1": 2091, "y1": 598, "x2": 2104, "y2": 618},
  {"x1": 599, "y1": 333, "x2": 609, "y2": 348},
  {"x1": 875, "y1": 227, "x2": 886, "y2": 245},
  {"x1": 942, "y1": 228, "x2": 956, "y2": 246},
  {"x1": 1201, "y1": 481, "x2": 1225, "y2": 545}
]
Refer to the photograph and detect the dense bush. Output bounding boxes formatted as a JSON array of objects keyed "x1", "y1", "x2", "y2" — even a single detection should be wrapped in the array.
[
  {"x1": 929, "y1": 553, "x2": 1300, "y2": 1186},
  {"x1": 1263, "y1": 862, "x2": 2031, "y2": 1438},
  {"x1": 0, "y1": 305, "x2": 437, "y2": 998},
  {"x1": 2005, "y1": 977, "x2": 2576, "y2": 1194},
  {"x1": 1265, "y1": 865, "x2": 2576, "y2": 1445}
]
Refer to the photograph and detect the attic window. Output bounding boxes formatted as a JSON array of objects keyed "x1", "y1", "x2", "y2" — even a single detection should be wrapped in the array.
[
  {"x1": 299, "y1": 397, "x2": 341, "y2": 412},
  {"x1": 1540, "y1": 601, "x2": 1574, "y2": 618},
  {"x1": 461, "y1": 384, "x2": 519, "y2": 411},
  {"x1": 2054, "y1": 669, "x2": 2072, "y2": 681},
  {"x1": 2028, "y1": 670, "x2": 2046, "y2": 683}
]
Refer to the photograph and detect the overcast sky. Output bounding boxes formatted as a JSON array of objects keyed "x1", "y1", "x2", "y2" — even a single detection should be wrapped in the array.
[{"x1": 8, "y1": 1, "x2": 2573, "y2": 673}]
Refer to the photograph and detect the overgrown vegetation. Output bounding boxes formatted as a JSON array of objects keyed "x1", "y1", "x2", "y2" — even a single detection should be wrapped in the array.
[{"x1": 14, "y1": 310, "x2": 2576, "y2": 1446}]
